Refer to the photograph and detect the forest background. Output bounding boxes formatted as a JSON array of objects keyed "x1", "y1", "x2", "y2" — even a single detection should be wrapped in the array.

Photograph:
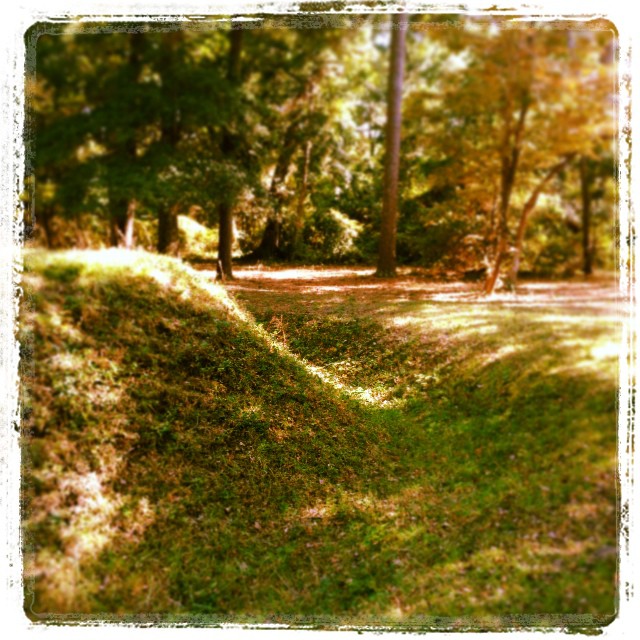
[{"x1": 25, "y1": 12, "x2": 617, "y2": 287}]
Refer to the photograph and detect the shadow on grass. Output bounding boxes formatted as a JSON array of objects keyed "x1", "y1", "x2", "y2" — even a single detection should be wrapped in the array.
[{"x1": 21, "y1": 252, "x2": 618, "y2": 629}]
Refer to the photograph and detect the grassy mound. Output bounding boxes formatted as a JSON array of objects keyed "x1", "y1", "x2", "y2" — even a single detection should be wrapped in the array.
[{"x1": 20, "y1": 250, "x2": 618, "y2": 628}]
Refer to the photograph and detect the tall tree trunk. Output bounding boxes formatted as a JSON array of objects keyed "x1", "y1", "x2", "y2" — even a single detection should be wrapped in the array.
[
  {"x1": 484, "y1": 98, "x2": 529, "y2": 294},
  {"x1": 291, "y1": 140, "x2": 312, "y2": 255},
  {"x1": 579, "y1": 156, "x2": 593, "y2": 276},
  {"x1": 157, "y1": 101, "x2": 182, "y2": 255},
  {"x1": 376, "y1": 12, "x2": 408, "y2": 278},
  {"x1": 507, "y1": 157, "x2": 571, "y2": 286},
  {"x1": 218, "y1": 201, "x2": 235, "y2": 277},
  {"x1": 109, "y1": 33, "x2": 144, "y2": 249},
  {"x1": 217, "y1": 28, "x2": 244, "y2": 279}
]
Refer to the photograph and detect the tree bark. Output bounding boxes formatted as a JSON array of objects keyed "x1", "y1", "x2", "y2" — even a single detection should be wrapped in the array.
[
  {"x1": 39, "y1": 204, "x2": 56, "y2": 249},
  {"x1": 507, "y1": 157, "x2": 572, "y2": 287},
  {"x1": 579, "y1": 156, "x2": 593, "y2": 275},
  {"x1": 218, "y1": 201, "x2": 235, "y2": 277},
  {"x1": 157, "y1": 100, "x2": 182, "y2": 255},
  {"x1": 217, "y1": 28, "x2": 244, "y2": 279},
  {"x1": 157, "y1": 205, "x2": 180, "y2": 255},
  {"x1": 253, "y1": 116, "x2": 302, "y2": 260},
  {"x1": 109, "y1": 34, "x2": 144, "y2": 249},
  {"x1": 376, "y1": 12, "x2": 408, "y2": 278},
  {"x1": 484, "y1": 97, "x2": 530, "y2": 294},
  {"x1": 291, "y1": 140, "x2": 312, "y2": 255}
]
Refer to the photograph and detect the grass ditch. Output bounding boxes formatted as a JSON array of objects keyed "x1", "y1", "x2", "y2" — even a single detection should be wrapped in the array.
[{"x1": 20, "y1": 249, "x2": 619, "y2": 628}]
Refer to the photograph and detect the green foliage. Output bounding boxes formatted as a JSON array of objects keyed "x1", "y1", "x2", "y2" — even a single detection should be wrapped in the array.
[
  {"x1": 524, "y1": 206, "x2": 581, "y2": 276},
  {"x1": 28, "y1": 18, "x2": 615, "y2": 273},
  {"x1": 299, "y1": 209, "x2": 364, "y2": 263},
  {"x1": 397, "y1": 200, "x2": 474, "y2": 268},
  {"x1": 177, "y1": 215, "x2": 219, "y2": 260}
]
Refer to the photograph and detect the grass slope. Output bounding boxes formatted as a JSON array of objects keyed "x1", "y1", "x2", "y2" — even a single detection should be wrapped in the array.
[{"x1": 21, "y1": 250, "x2": 618, "y2": 629}]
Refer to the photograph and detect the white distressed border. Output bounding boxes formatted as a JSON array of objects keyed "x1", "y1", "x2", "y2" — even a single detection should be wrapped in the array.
[{"x1": 1, "y1": 1, "x2": 636, "y2": 638}]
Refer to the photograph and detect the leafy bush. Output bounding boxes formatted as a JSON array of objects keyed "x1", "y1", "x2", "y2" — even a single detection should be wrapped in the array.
[
  {"x1": 397, "y1": 201, "x2": 473, "y2": 268},
  {"x1": 299, "y1": 208, "x2": 364, "y2": 263},
  {"x1": 178, "y1": 215, "x2": 219, "y2": 261},
  {"x1": 523, "y1": 207, "x2": 581, "y2": 277}
]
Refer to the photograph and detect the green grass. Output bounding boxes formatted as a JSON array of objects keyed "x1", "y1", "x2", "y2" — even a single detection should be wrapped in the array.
[{"x1": 21, "y1": 249, "x2": 619, "y2": 630}]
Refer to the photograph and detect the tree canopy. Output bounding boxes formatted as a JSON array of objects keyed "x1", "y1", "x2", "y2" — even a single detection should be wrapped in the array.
[{"x1": 26, "y1": 15, "x2": 617, "y2": 287}]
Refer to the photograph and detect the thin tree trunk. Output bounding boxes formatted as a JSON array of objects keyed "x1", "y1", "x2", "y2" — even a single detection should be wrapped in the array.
[
  {"x1": 39, "y1": 205, "x2": 55, "y2": 248},
  {"x1": 111, "y1": 199, "x2": 136, "y2": 249},
  {"x1": 254, "y1": 117, "x2": 301, "y2": 260},
  {"x1": 507, "y1": 157, "x2": 571, "y2": 286},
  {"x1": 579, "y1": 157, "x2": 593, "y2": 275},
  {"x1": 484, "y1": 98, "x2": 530, "y2": 294},
  {"x1": 157, "y1": 75, "x2": 182, "y2": 255},
  {"x1": 218, "y1": 201, "x2": 234, "y2": 277},
  {"x1": 376, "y1": 13, "x2": 408, "y2": 278},
  {"x1": 217, "y1": 27, "x2": 243, "y2": 279},
  {"x1": 291, "y1": 140, "x2": 312, "y2": 255},
  {"x1": 109, "y1": 33, "x2": 143, "y2": 249},
  {"x1": 158, "y1": 204, "x2": 180, "y2": 255}
]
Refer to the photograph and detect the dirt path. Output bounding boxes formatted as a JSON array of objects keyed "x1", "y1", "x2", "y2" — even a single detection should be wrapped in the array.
[{"x1": 216, "y1": 266, "x2": 622, "y2": 320}]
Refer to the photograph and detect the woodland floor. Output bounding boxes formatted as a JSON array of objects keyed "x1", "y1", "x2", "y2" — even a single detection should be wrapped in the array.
[
  {"x1": 22, "y1": 253, "x2": 622, "y2": 630},
  {"x1": 224, "y1": 265, "x2": 621, "y2": 317}
]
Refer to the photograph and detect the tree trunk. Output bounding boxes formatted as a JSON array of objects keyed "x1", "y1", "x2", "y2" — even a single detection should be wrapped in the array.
[
  {"x1": 158, "y1": 205, "x2": 180, "y2": 255},
  {"x1": 157, "y1": 70, "x2": 182, "y2": 255},
  {"x1": 254, "y1": 118, "x2": 300, "y2": 260},
  {"x1": 291, "y1": 140, "x2": 312, "y2": 255},
  {"x1": 218, "y1": 201, "x2": 235, "y2": 277},
  {"x1": 216, "y1": 27, "x2": 244, "y2": 279},
  {"x1": 579, "y1": 157, "x2": 593, "y2": 275},
  {"x1": 111, "y1": 199, "x2": 136, "y2": 249},
  {"x1": 507, "y1": 157, "x2": 571, "y2": 287},
  {"x1": 376, "y1": 13, "x2": 408, "y2": 278},
  {"x1": 108, "y1": 33, "x2": 143, "y2": 249},
  {"x1": 484, "y1": 98, "x2": 530, "y2": 294},
  {"x1": 39, "y1": 205, "x2": 56, "y2": 248}
]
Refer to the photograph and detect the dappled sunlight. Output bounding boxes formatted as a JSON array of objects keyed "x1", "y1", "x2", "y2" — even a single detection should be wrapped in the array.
[
  {"x1": 234, "y1": 265, "x2": 372, "y2": 281},
  {"x1": 229, "y1": 267, "x2": 620, "y2": 313},
  {"x1": 227, "y1": 265, "x2": 621, "y2": 418},
  {"x1": 591, "y1": 341, "x2": 621, "y2": 360},
  {"x1": 535, "y1": 313, "x2": 617, "y2": 325},
  {"x1": 383, "y1": 532, "x2": 614, "y2": 621},
  {"x1": 480, "y1": 343, "x2": 525, "y2": 366},
  {"x1": 72, "y1": 247, "x2": 145, "y2": 267},
  {"x1": 39, "y1": 247, "x2": 153, "y2": 269},
  {"x1": 302, "y1": 360, "x2": 392, "y2": 407},
  {"x1": 25, "y1": 4, "x2": 620, "y2": 621},
  {"x1": 37, "y1": 304, "x2": 84, "y2": 343},
  {"x1": 25, "y1": 458, "x2": 156, "y2": 613},
  {"x1": 391, "y1": 312, "x2": 500, "y2": 338},
  {"x1": 278, "y1": 456, "x2": 616, "y2": 623},
  {"x1": 22, "y1": 253, "x2": 618, "y2": 620},
  {"x1": 147, "y1": 267, "x2": 173, "y2": 288},
  {"x1": 47, "y1": 351, "x2": 84, "y2": 372}
]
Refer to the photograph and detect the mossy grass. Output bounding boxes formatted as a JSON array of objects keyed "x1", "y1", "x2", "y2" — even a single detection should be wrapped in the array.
[{"x1": 21, "y1": 249, "x2": 619, "y2": 629}]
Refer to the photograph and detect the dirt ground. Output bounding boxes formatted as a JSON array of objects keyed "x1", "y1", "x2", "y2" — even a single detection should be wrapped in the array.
[{"x1": 213, "y1": 266, "x2": 623, "y2": 320}]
